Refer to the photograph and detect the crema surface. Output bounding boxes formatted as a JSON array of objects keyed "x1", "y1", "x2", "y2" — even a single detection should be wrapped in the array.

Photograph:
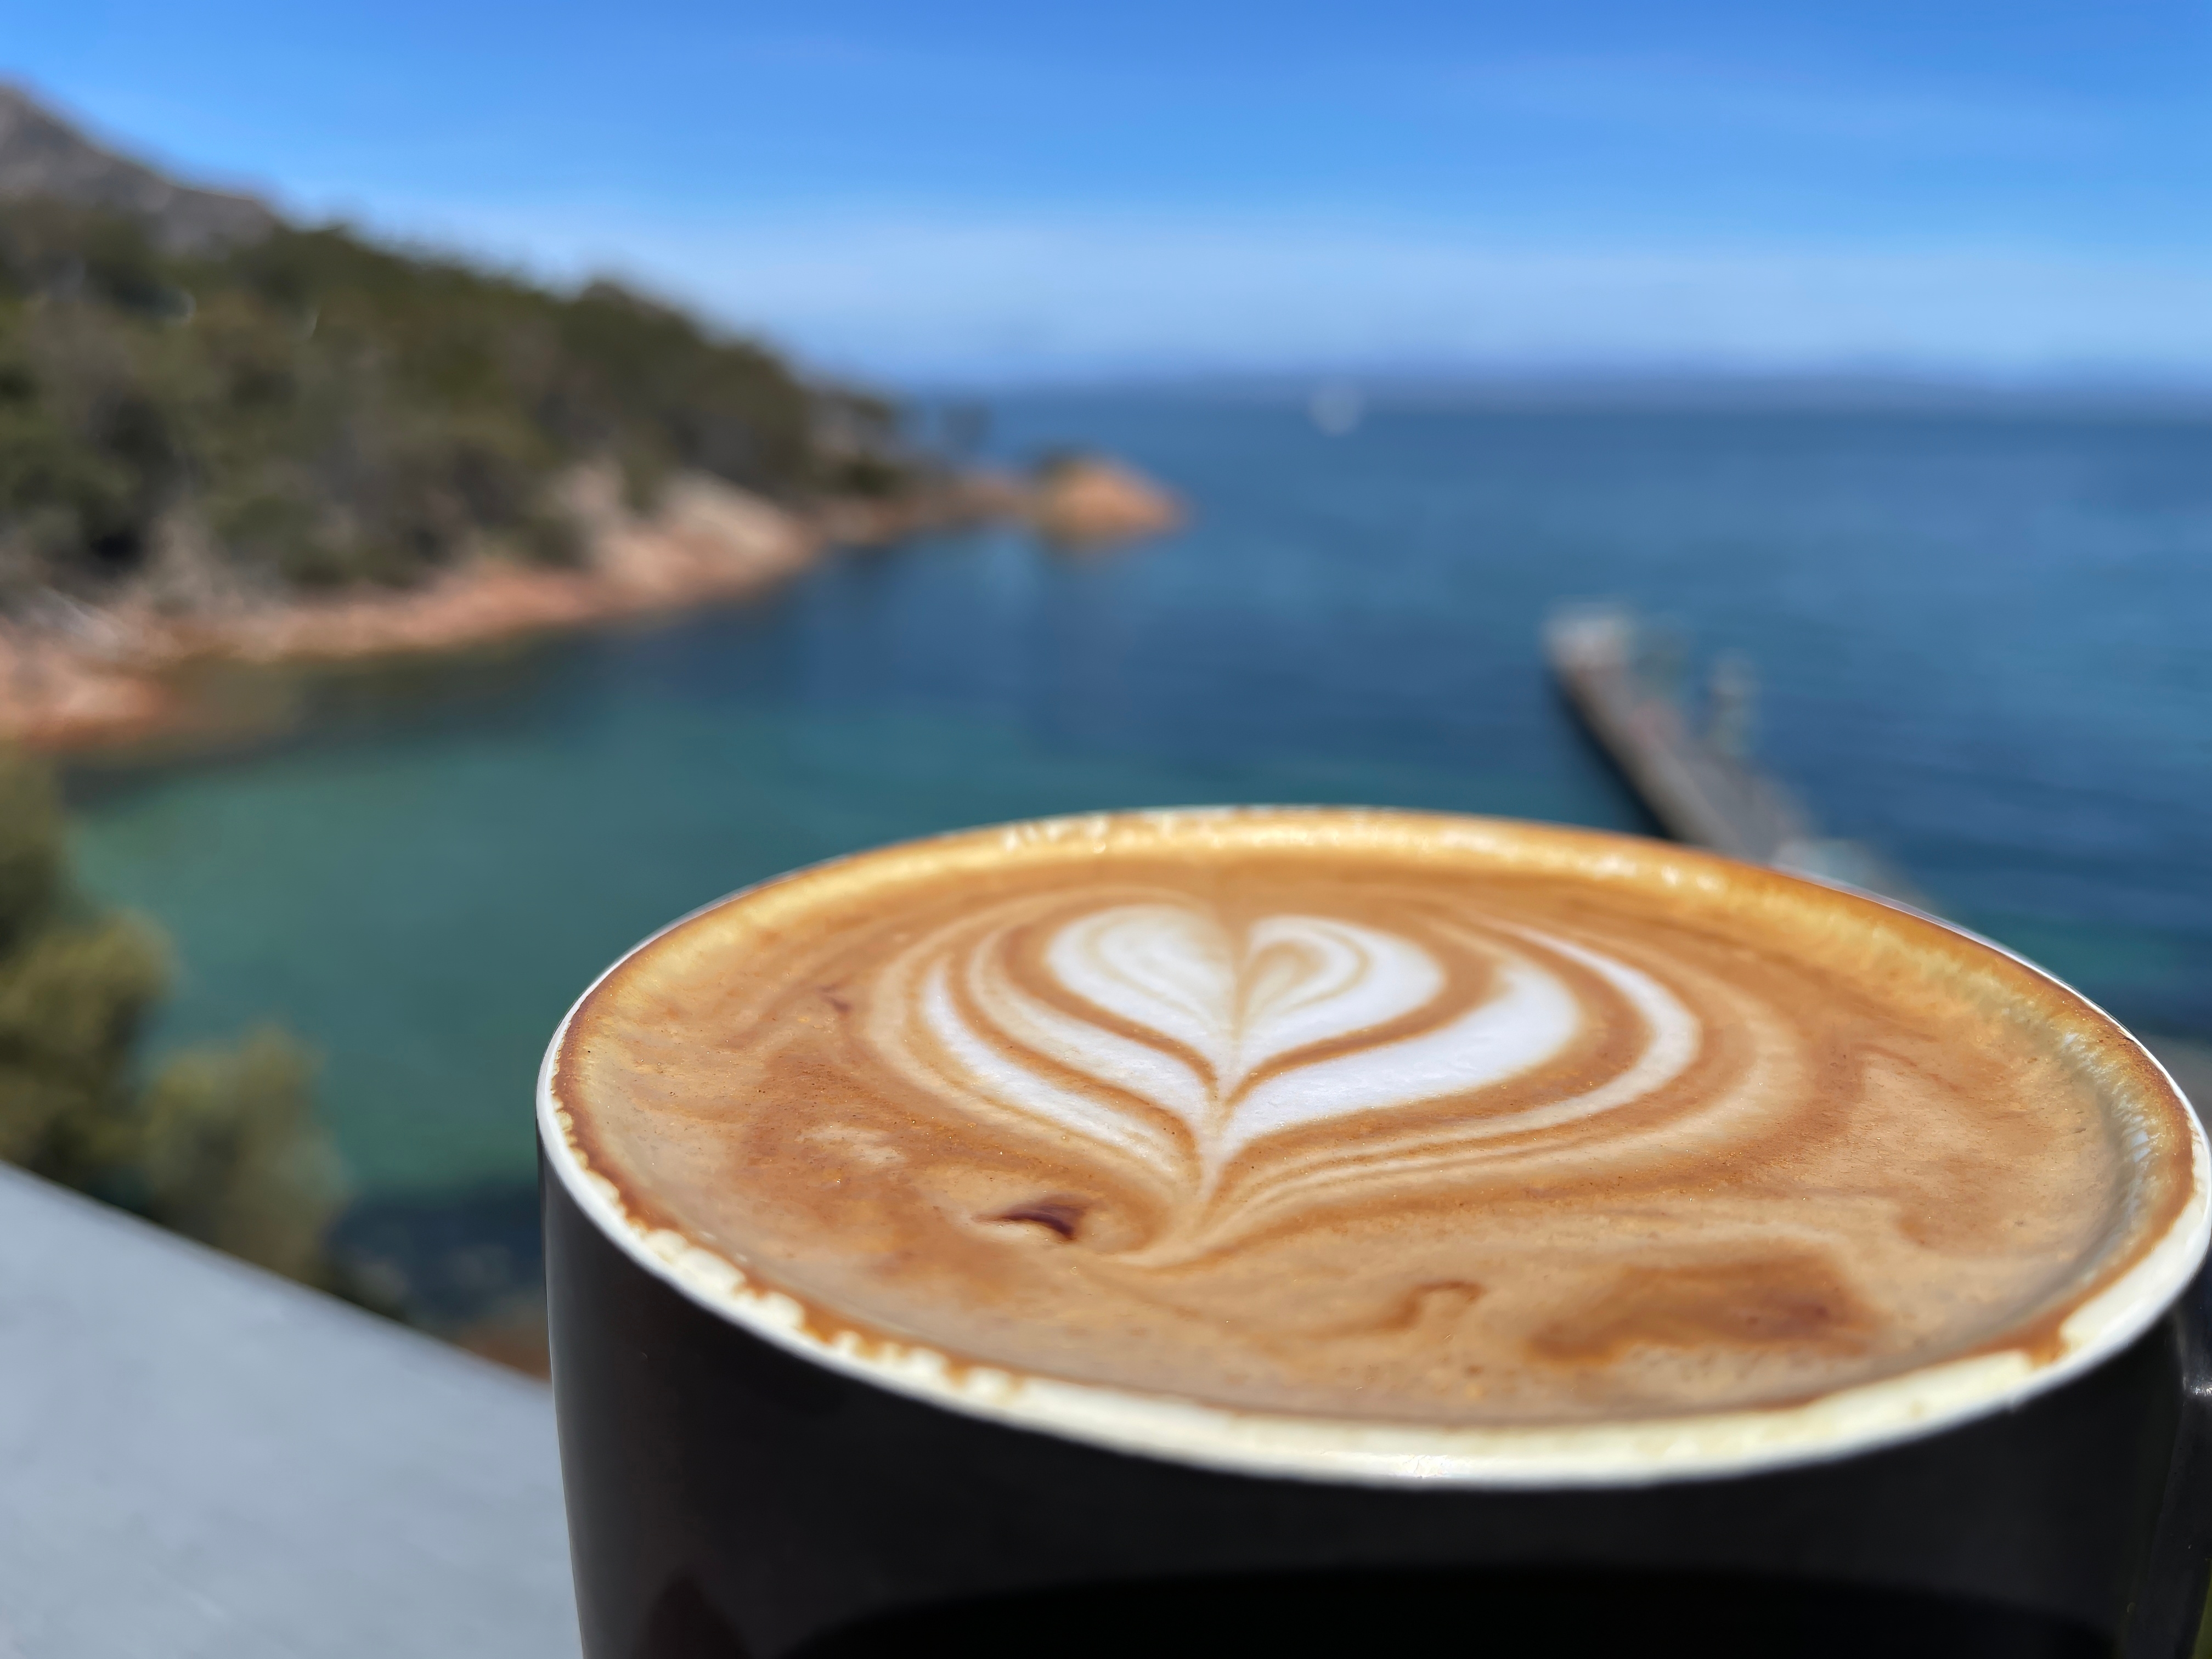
[{"x1": 551, "y1": 810, "x2": 2192, "y2": 1424}]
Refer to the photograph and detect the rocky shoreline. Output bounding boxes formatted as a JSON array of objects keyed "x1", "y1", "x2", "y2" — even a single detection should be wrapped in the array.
[{"x1": 0, "y1": 455, "x2": 1181, "y2": 753}]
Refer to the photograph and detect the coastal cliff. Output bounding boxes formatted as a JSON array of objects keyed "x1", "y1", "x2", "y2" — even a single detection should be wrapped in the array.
[
  {"x1": 0, "y1": 455, "x2": 1180, "y2": 750},
  {"x1": 0, "y1": 88, "x2": 1182, "y2": 752},
  {"x1": 0, "y1": 466, "x2": 917, "y2": 748},
  {"x1": 0, "y1": 465, "x2": 830, "y2": 748}
]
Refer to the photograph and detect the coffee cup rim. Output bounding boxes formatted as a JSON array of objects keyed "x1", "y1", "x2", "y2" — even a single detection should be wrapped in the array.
[{"x1": 538, "y1": 807, "x2": 2211, "y2": 1488}]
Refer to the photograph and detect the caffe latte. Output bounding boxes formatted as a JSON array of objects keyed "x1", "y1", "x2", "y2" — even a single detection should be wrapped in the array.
[{"x1": 545, "y1": 809, "x2": 2203, "y2": 1442}]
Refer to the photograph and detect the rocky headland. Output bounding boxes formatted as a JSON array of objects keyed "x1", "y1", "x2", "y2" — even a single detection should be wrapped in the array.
[
  {"x1": 0, "y1": 455, "x2": 1181, "y2": 752},
  {"x1": 0, "y1": 86, "x2": 1182, "y2": 753}
]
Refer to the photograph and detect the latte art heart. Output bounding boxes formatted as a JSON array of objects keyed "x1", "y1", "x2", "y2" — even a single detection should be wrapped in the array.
[
  {"x1": 555, "y1": 808, "x2": 2192, "y2": 1432},
  {"x1": 867, "y1": 896, "x2": 1707, "y2": 1250}
]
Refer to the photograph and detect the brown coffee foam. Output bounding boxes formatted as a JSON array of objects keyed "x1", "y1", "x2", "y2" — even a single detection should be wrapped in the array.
[{"x1": 551, "y1": 809, "x2": 2195, "y2": 1425}]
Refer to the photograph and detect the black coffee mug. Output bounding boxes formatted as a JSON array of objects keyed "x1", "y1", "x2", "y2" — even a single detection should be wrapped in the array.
[
  {"x1": 543, "y1": 1152, "x2": 2212, "y2": 1659},
  {"x1": 537, "y1": 822, "x2": 2211, "y2": 1659}
]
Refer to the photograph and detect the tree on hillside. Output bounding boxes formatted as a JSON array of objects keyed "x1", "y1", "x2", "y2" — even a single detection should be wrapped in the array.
[
  {"x1": 136, "y1": 1027, "x2": 338, "y2": 1284},
  {"x1": 0, "y1": 743, "x2": 166, "y2": 1170},
  {"x1": 0, "y1": 746, "x2": 341, "y2": 1282},
  {"x1": 0, "y1": 201, "x2": 895, "y2": 604}
]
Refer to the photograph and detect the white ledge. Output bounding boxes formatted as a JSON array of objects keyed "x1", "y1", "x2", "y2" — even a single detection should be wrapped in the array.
[{"x1": 0, "y1": 1164, "x2": 578, "y2": 1658}]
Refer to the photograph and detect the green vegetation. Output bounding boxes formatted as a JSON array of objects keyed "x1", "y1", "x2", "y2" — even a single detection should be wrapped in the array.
[
  {"x1": 0, "y1": 198, "x2": 898, "y2": 602},
  {"x1": 0, "y1": 746, "x2": 342, "y2": 1282},
  {"x1": 0, "y1": 192, "x2": 916, "y2": 1300}
]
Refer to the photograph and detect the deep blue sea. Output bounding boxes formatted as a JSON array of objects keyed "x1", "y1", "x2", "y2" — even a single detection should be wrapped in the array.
[{"x1": 65, "y1": 395, "x2": 2212, "y2": 1201}]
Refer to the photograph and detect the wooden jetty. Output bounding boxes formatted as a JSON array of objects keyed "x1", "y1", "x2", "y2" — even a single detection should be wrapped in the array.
[
  {"x1": 1544, "y1": 605, "x2": 1932, "y2": 911},
  {"x1": 1547, "y1": 605, "x2": 2212, "y2": 1107}
]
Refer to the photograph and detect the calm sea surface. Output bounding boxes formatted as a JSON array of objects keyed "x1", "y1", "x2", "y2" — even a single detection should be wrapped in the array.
[{"x1": 66, "y1": 396, "x2": 2212, "y2": 1199}]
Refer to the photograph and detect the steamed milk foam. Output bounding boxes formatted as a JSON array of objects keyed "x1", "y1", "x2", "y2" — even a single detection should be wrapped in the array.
[{"x1": 550, "y1": 809, "x2": 2197, "y2": 1426}]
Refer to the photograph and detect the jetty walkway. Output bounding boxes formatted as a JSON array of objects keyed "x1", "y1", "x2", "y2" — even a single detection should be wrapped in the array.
[
  {"x1": 1547, "y1": 605, "x2": 1933, "y2": 911},
  {"x1": 1544, "y1": 604, "x2": 2209, "y2": 1110}
]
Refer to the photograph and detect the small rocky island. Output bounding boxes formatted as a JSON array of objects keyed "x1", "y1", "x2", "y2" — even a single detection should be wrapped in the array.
[{"x1": 0, "y1": 85, "x2": 1180, "y2": 751}]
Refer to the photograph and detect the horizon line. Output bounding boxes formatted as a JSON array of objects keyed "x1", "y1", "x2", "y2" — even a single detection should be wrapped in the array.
[{"x1": 883, "y1": 362, "x2": 2212, "y2": 410}]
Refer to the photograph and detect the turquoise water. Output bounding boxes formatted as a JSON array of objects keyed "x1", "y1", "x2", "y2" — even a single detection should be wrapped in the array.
[{"x1": 68, "y1": 397, "x2": 2212, "y2": 1199}]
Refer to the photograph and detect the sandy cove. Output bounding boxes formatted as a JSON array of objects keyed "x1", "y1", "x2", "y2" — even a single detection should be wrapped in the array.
[{"x1": 0, "y1": 458, "x2": 1180, "y2": 753}]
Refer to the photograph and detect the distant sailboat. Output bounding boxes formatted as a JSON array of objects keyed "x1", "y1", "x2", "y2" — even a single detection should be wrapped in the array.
[{"x1": 1308, "y1": 382, "x2": 1365, "y2": 436}]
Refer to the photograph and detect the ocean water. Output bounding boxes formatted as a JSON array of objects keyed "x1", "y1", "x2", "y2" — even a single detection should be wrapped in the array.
[{"x1": 66, "y1": 396, "x2": 2212, "y2": 1200}]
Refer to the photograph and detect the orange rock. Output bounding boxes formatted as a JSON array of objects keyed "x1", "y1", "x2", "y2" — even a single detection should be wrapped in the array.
[{"x1": 1028, "y1": 456, "x2": 1184, "y2": 548}]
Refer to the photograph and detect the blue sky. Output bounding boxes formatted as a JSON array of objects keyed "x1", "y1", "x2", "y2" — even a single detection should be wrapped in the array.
[{"x1": 12, "y1": 1, "x2": 2212, "y2": 382}]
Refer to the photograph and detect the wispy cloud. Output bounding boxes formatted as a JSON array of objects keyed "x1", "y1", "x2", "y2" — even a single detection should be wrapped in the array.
[
  {"x1": 1443, "y1": 55, "x2": 2097, "y2": 154},
  {"x1": 371, "y1": 201, "x2": 2212, "y2": 384}
]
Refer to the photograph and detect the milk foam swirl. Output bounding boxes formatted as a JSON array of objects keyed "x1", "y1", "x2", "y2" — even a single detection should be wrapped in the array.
[
  {"x1": 552, "y1": 809, "x2": 2198, "y2": 1435},
  {"x1": 867, "y1": 894, "x2": 1761, "y2": 1255}
]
